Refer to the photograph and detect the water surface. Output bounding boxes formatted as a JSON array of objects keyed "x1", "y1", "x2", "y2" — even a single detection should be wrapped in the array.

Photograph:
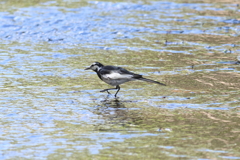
[{"x1": 0, "y1": 0, "x2": 239, "y2": 159}]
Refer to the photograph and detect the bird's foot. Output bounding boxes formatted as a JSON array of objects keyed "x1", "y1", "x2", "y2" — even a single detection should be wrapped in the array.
[{"x1": 100, "y1": 89, "x2": 111, "y2": 94}]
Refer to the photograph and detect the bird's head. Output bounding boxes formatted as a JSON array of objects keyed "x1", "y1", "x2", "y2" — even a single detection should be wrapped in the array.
[{"x1": 85, "y1": 62, "x2": 104, "y2": 72}]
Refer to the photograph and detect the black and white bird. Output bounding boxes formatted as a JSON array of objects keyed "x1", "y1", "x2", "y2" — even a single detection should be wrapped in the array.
[{"x1": 85, "y1": 62, "x2": 166, "y2": 97}]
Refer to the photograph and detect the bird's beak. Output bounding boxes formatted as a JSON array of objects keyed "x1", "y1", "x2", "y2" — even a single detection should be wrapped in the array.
[{"x1": 85, "y1": 67, "x2": 91, "y2": 70}]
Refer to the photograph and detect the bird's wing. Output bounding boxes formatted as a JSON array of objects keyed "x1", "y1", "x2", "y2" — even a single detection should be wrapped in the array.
[
  {"x1": 118, "y1": 67, "x2": 142, "y2": 78},
  {"x1": 100, "y1": 66, "x2": 137, "y2": 79}
]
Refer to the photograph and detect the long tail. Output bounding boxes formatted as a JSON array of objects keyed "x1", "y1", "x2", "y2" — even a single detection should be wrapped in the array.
[{"x1": 138, "y1": 77, "x2": 166, "y2": 86}]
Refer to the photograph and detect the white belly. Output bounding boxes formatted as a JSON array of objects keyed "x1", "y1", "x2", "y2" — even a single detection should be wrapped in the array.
[
  {"x1": 101, "y1": 73, "x2": 135, "y2": 86},
  {"x1": 103, "y1": 78, "x2": 133, "y2": 86}
]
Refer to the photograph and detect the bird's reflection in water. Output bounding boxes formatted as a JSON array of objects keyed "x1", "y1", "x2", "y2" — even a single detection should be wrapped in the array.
[
  {"x1": 100, "y1": 97, "x2": 126, "y2": 108},
  {"x1": 92, "y1": 97, "x2": 134, "y2": 130}
]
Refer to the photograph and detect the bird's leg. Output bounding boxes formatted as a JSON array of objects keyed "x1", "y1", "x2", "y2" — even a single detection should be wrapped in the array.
[
  {"x1": 100, "y1": 86, "x2": 118, "y2": 94},
  {"x1": 100, "y1": 85, "x2": 121, "y2": 97},
  {"x1": 114, "y1": 85, "x2": 120, "y2": 97}
]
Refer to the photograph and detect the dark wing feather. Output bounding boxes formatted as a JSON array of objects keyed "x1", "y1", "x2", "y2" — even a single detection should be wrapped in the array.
[
  {"x1": 118, "y1": 67, "x2": 143, "y2": 79},
  {"x1": 99, "y1": 65, "x2": 142, "y2": 80},
  {"x1": 118, "y1": 67, "x2": 136, "y2": 75},
  {"x1": 101, "y1": 65, "x2": 137, "y2": 75}
]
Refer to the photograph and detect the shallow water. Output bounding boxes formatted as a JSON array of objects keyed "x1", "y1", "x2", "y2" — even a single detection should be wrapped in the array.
[{"x1": 0, "y1": 0, "x2": 240, "y2": 159}]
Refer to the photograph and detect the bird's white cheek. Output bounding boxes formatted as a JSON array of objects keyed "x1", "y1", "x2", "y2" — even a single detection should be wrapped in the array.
[{"x1": 91, "y1": 66, "x2": 98, "y2": 71}]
